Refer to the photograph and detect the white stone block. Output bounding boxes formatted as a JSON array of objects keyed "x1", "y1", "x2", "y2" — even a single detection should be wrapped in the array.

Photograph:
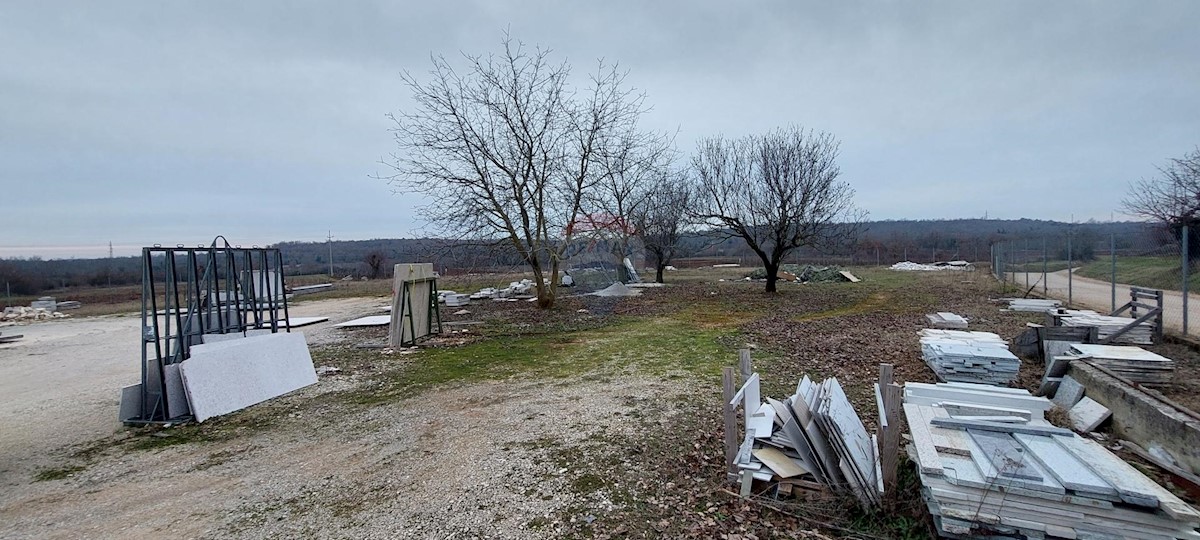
[{"x1": 180, "y1": 332, "x2": 317, "y2": 422}]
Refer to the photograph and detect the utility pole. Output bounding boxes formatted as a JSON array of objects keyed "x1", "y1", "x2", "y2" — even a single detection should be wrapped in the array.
[
  {"x1": 327, "y1": 231, "x2": 335, "y2": 278},
  {"x1": 108, "y1": 242, "x2": 113, "y2": 288}
]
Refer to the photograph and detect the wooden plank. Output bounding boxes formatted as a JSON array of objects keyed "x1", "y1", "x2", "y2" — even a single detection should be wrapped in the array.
[
  {"x1": 767, "y1": 397, "x2": 826, "y2": 483},
  {"x1": 738, "y1": 349, "x2": 752, "y2": 382},
  {"x1": 728, "y1": 372, "x2": 760, "y2": 411},
  {"x1": 880, "y1": 377, "x2": 902, "y2": 495},
  {"x1": 722, "y1": 367, "x2": 737, "y2": 477},
  {"x1": 872, "y1": 433, "x2": 884, "y2": 495},
  {"x1": 931, "y1": 417, "x2": 1073, "y2": 436},
  {"x1": 753, "y1": 447, "x2": 808, "y2": 479}
]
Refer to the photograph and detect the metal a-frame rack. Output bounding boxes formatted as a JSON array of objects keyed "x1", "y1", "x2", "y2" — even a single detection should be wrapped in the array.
[
  {"x1": 123, "y1": 237, "x2": 291, "y2": 424},
  {"x1": 391, "y1": 275, "x2": 441, "y2": 347},
  {"x1": 387, "y1": 263, "x2": 442, "y2": 348}
]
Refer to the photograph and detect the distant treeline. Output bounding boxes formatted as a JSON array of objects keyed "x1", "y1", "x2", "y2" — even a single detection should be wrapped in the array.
[{"x1": 0, "y1": 219, "x2": 1163, "y2": 295}]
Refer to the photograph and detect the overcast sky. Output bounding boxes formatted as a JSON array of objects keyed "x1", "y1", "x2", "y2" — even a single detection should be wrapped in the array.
[{"x1": 3, "y1": 1, "x2": 1197, "y2": 258}]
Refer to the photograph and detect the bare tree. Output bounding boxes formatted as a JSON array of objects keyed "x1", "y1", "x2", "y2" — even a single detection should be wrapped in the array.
[
  {"x1": 692, "y1": 126, "x2": 864, "y2": 292},
  {"x1": 585, "y1": 130, "x2": 673, "y2": 282},
  {"x1": 1123, "y1": 147, "x2": 1200, "y2": 259},
  {"x1": 634, "y1": 172, "x2": 693, "y2": 283},
  {"x1": 381, "y1": 35, "x2": 650, "y2": 307},
  {"x1": 363, "y1": 250, "x2": 387, "y2": 279}
]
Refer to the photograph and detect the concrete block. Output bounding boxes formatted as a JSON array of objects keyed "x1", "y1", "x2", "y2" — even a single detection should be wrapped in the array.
[
  {"x1": 1068, "y1": 362, "x2": 1200, "y2": 475},
  {"x1": 179, "y1": 332, "x2": 317, "y2": 422},
  {"x1": 1069, "y1": 397, "x2": 1111, "y2": 432},
  {"x1": 1052, "y1": 376, "x2": 1085, "y2": 409}
]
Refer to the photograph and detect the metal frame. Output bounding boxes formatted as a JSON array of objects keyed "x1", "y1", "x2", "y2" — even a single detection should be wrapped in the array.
[
  {"x1": 126, "y1": 237, "x2": 290, "y2": 424},
  {"x1": 395, "y1": 276, "x2": 441, "y2": 347}
]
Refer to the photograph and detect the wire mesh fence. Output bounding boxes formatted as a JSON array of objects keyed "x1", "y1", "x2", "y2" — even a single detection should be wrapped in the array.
[{"x1": 992, "y1": 225, "x2": 1194, "y2": 336}]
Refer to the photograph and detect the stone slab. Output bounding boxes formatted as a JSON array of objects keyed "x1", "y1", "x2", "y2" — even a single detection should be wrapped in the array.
[
  {"x1": 118, "y1": 383, "x2": 142, "y2": 422},
  {"x1": 1070, "y1": 344, "x2": 1171, "y2": 363},
  {"x1": 1068, "y1": 397, "x2": 1112, "y2": 432},
  {"x1": 179, "y1": 332, "x2": 317, "y2": 422},
  {"x1": 1012, "y1": 433, "x2": 1116, "y2": 498},
  {"x1": 1053, "y1": 375, "x2": 1086, "y2": 409},
  {"x1": 930, "y1": 417, "x2": 1072, "y2": 436},
  {"x1": 968, "y1": 429, "x2": 1042, "y2": 481},
  {"x1": 202, "y1": 332, "x2": 248, "y2": 344},
  {"x1": 285, "y1": 317, "x2": 328, "y2": 328},
  {"x1": 164, "y1": 363, "x2": 191, "y2": 419},
  {"x1": 334, "y1": 315, "x2": 391, "y2": 328}
]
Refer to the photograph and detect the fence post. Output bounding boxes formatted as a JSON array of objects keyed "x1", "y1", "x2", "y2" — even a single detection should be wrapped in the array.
[
  {"x1": 1111, "y1": 233, "x2": 1117, "y2": 312},
  {"x1": 1184, "y1": 225, "x2": 1190, "y2": 336},
  {"x1": 1068, "y1": 230, "x2": 1073, "y2": 306},
  {"x1": 991, "y1": 244, "x2": 995, "y2": 279},
  {"x1": 1010, "y1": 242, "x2": 1016, "y2": 285},
  {"x1": 722, "y1": 367, "x2": 737, "y2": 479},
  {"x1": 1024, "y1": 239, "x2": 1030, "y2": 290},
  {"x1": 1042, "y1": 238, "x2": 1048, "y2": 295}
]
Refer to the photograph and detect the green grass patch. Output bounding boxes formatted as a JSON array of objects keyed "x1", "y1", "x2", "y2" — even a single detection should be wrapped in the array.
[
  {"x1": 334, "y1": 315, "x2": 733, "y2": 406},
  {"x1": 33, "y1": 464, "x2": 86, "y2": 482},
  {"x1": 1075, "y1": 256, "x2": 1197, "y2": 292},
  {"x1": 1009, "y1": 260, "x2": 1072, "y2": 273}
]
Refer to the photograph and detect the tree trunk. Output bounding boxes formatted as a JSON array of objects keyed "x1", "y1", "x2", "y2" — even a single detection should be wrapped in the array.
[
  {"x1": 529, "y1": 254, "x2": 556, "y2": 309},
  {"x1": 764, "y1": 262, "x2": 779, "y2": 293},
  {"x1": 539, "y1": 258, "x2": 559, "y2": 309},
  {"x1": 655, "y1": 264, "x2": 665, "y2": 283}
]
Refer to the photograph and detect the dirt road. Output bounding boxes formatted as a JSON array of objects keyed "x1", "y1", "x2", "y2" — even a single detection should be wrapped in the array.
[{"x1": 1009, "y1": 269, "x2": 1200, "y2": 334}]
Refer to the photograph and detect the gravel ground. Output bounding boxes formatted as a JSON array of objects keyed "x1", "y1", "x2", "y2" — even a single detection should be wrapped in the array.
[
  {"x1": 0, "y1": 372, "x2": 681, "y2": 539},
  {"x1": 0, "y1": 293, "x2": 695, "y2": 539}
]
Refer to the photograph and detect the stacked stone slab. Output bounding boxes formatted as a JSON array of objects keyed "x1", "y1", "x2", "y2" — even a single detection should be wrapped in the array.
[
  {"x1": 1059, "y1": 310, "x2": 1154, "y2": 345},
  {"x1": 904, "y1": 382, "x2": 1200, "y2": 539},
  {"x1": 920, "y1": 330, "x2": 1020, "y2": 385}
]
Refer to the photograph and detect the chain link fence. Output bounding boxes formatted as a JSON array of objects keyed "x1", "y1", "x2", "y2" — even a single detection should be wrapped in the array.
[{"x1": 992, "y1": 225, "x2": 1194, "y2": 336}]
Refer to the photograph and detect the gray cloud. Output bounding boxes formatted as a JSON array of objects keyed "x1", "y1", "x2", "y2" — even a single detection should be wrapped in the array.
[{"x1": 2, "y1": 1, "x2": 1197, "y2": 257}]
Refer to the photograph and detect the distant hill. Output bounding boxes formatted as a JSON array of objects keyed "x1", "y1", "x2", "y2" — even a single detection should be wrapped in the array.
[{"x1": 0, "y1": 219, "x2": 1164, "y2": 295}]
